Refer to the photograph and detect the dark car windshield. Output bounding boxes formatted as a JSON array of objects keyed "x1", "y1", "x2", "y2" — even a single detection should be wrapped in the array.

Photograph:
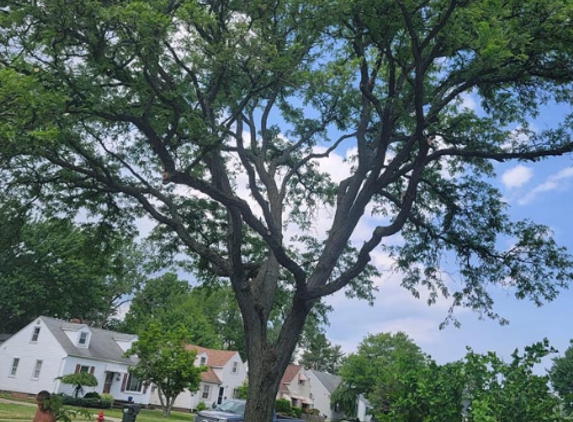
[{"x1": 215, "y1": 400, "x2": 246, "y2": 415}]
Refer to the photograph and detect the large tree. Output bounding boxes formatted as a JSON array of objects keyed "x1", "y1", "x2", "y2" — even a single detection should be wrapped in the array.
[{"x1": 2, "y1": 1, "x2": 573, "y2": 421}]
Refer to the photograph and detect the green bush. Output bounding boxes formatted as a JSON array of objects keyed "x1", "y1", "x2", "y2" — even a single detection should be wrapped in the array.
[
  {"x1": 196, "y1": 401, "x2": 208, "y2": 412},
  {"x1": 291, "y1": 407, "x2": 302, "y2": 418},
  {"x1": 100, "y1": 393, "x2": 114, "y2": 405},
  {"x1": 276, "y1": 399, "x2": 292, "y2": 414},
  {"x1": 83, "y1": 392, "x2": 100, "y2": 399},
  {"x1": 62, "y1": 395, "x2": 112, "y2": 409}
]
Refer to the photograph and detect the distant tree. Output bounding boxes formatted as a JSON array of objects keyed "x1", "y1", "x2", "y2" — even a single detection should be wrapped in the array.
[
  {"x1": 0, "y1": 201, "x2": 142, "y2": 333},
  {"x1": 126, "y1": 323, "x2": 206, "y2": 416},
  {"x1": 463, "y1": 340, "x2": 561, "y2": 422},
  {"x1": 412, "y1": 361, "x2": 466, "y2": 422},
  {"x1": 549, "y1": 341, "x2": 573, "y2": 415},
  {"x1": 58, "y1": 372, "x2": 98, "y2": 398},
  {"x1": 121, "y1": 272, "x2": 191, "y2": 333},
  {"x1": 122, "y1": 273, "x2": 221, "y2": 348},
  {"x1": 333, "y1": 332, "x2": 428, "y2": 419},
  {"x1": 299, "y1": 332, "x2": 345, "y2": 374}
]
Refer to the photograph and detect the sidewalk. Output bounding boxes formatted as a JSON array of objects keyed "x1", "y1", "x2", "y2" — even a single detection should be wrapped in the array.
[{"x1": 0, "y1": 397, "x2": 122, "y2": 422}]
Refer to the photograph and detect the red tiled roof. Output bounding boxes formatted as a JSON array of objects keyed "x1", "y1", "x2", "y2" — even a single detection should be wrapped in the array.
[
  {"x1": 201, "y1": 367, "x2": 222, "y2": 384},
  {"x1": 186, "y1": 344, "x2": 238, "y2": 367},
  {"x1": 279, "y1": 364, "x2": 302, "y2": 393}
]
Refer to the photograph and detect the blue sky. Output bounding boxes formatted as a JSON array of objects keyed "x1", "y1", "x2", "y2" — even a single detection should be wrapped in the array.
[{"x1": 324, "y1": 120, "x2": 573, "y2": 373}]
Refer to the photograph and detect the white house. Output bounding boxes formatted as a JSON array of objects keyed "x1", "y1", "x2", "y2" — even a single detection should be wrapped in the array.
[
  {"x1": 307, "y1": 370, "x2": 371, "y2": 422},
  {"x1": 307, "y1": 370, "x2": 344, "y2": 420},
  {"x1": 149, "y1": 344, "x2": 247, "y2": 411},
  {"x1": 0, "y1": 316, "x2": 152, "y2": 404},
  {"x1": 277, "y1": 364, "x2": 313, "y2": 411}
]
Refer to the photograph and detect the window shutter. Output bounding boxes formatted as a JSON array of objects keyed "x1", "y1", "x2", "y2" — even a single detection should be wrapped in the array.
[
  {"x1": 89, "y1": 366, "x2": 95, "y2": 375},
  {"x1": 74, "y1": 364, "x2": 81, "y2": 374},
  {"x1": 121, "y1": 374, "x2": 127, "y2": 392}
]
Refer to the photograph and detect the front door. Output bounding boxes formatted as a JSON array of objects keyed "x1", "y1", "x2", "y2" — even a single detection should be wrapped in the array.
[
  {"x1": 103, "y1": 372, "x2": 114, "y2": 394},
  {"x1": 217, "y1": 387, "x2": 225, "y2": 404}
]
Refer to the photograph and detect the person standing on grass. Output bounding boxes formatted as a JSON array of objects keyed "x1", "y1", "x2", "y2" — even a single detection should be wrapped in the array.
[{"x1": 33, "y1": 390, "x2": 56, "y2": 422}]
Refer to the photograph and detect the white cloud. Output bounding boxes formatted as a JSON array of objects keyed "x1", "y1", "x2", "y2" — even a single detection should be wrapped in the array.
[
  {"x1": 501, "y1": 165, "x2": 533, "y2": 189},
  {"x1": 459, "y1": 92, "x2": 477, "y2": 111},
  {"x1": 114, "y1": 302, "x2": 131, "y2": 321},
  {"x1": 373, "y1": 317, "x2": 442, "y2": 344},
  {"x1": 518, "y1": 167, "x2": 573, "y2": 205}
]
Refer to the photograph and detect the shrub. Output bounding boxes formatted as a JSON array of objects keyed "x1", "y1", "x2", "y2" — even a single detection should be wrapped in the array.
[
  {"x1": 291, "y1": 407, "x2": 302, "y2": 418},
  {"x1": 47, "y1": 394, "x2": 91, "y2": 422},
  {"x1": 83, "y1": 392, "x2": 100, "y2": 399},
  {"x1": 100, "y1": 393, "x2": 114, "y2": 404},
  {"x1": 276, "y1": 399, "x2": 292, "y2": 414},
  {"x1": 196, "y1": 401, "x2": 208, "y2": 412},
  {"x1": 61, "y1": 395, "x2": 112, "y2": 409}
]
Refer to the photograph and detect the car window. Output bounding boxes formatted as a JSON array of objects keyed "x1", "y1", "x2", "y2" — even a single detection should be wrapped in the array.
[{"x1": 216, "y1": 400, "x2": 246, "y2": 415}]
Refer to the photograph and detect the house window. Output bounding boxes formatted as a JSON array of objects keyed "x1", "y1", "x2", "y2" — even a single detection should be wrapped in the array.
[
  {"x1": 202, "y1": 384, "x2": 210, "y2": 399},
  {"x1": 232, "y1": 362, "x2": 238, "y2": 374},
  {"x1": 78, "y1": 332, "x2": 88, "y2": 346},
  {"x1": 32, "y1": 360, "x2": 43, "y2": 379},
  {"x1": 200, "y1": 356, "x2": 207, "y2": 365},
  {"x1": 125, "y1": 374, "x2": 143, "y2": 392},
  {"x1": 298, "y1": 379, "x2": 305, "y2": 386},
  {"x1": 31, "y1": 326, "x2": 41, "y2": 342},
  {"x1": 232, "y1": 388, "x2": 241, "y2": 399},
  {"x1": 79, "y1": 365, "x2": 91, "y2": 373},
  {"x1": 10, "y1": 358, "x2": 20, "y2": 377}
]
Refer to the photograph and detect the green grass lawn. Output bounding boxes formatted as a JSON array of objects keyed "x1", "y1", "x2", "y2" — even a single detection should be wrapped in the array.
[
  {"x1": 0, "y1": 402, "x2": 37, "y2": 421},
  {"x1": 0, "y1": 400, "x2": 194, "y2": 422}
]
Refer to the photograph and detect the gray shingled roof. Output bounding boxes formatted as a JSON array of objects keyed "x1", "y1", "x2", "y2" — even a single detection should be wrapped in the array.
[
  {"x1": 310, "y1": 370, "x2": 342, "y2": 394},
  {"x1": 41, "y1": 316, "x2": 138, "y2": 365}
]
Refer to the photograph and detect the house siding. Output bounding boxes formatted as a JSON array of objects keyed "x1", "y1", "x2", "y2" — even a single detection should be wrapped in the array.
[
  {"x1": 60, "y1": 357, "x2": 150, "y2": 403},
  {"x1": 0, "y1": 317, "x2": 67, "y2": 394},
  {"x1": 278, "y1": 366, "x2": 313, "y2": 409},
  {"x1": 307, "y1": 372, "x2": 343, "y2": 420}
]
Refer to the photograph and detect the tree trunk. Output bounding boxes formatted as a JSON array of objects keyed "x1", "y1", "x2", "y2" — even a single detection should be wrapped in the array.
[
  {"x1": 241, "y1": 284, "x2": 312, "y2": 422},
  {"x1": 244, "y1": 346, "x2": 283, "y2": 422},
  {"x1": 162, "y1": 397, "x2": 173, "y2": 417}
]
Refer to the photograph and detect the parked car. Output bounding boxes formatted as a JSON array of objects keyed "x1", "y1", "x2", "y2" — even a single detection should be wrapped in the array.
[{"x1": 196, "y1": 399, "x2": 305, "y2": 422}]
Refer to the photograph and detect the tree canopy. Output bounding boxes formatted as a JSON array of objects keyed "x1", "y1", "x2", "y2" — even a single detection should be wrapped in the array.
[
  {"x1": 299, "y1": 331, "x2": 345, "y2": 374},
  {"x1": 550, "y1": 340, "x2": 573, "y2": 415},
  {"x1": 332, "y1": 332, "x2": 428, "y2": 419},
  {"x1": 58, "y1": 372, "x2": 98, "y2": 399},
  {"x1": 0, "y1": 199, "x2": 144, "y2": 332},
  {"x1": 126, "y1": 323, "x2": 207, "y2": 417},
  {"x1": 334, "y1": 334, "x2": 561, "y2": 422},
  {"x1": 2, "y1": 1, "x2": 573, "y2": 421},
  {"x1": 121, "y1": 272, "x2": 222, "y2": 348}
]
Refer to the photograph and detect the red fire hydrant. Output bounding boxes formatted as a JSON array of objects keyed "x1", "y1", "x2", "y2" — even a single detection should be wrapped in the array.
[{"x1": 96, "y1": 410, "x2": 105, "y2": 422}]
